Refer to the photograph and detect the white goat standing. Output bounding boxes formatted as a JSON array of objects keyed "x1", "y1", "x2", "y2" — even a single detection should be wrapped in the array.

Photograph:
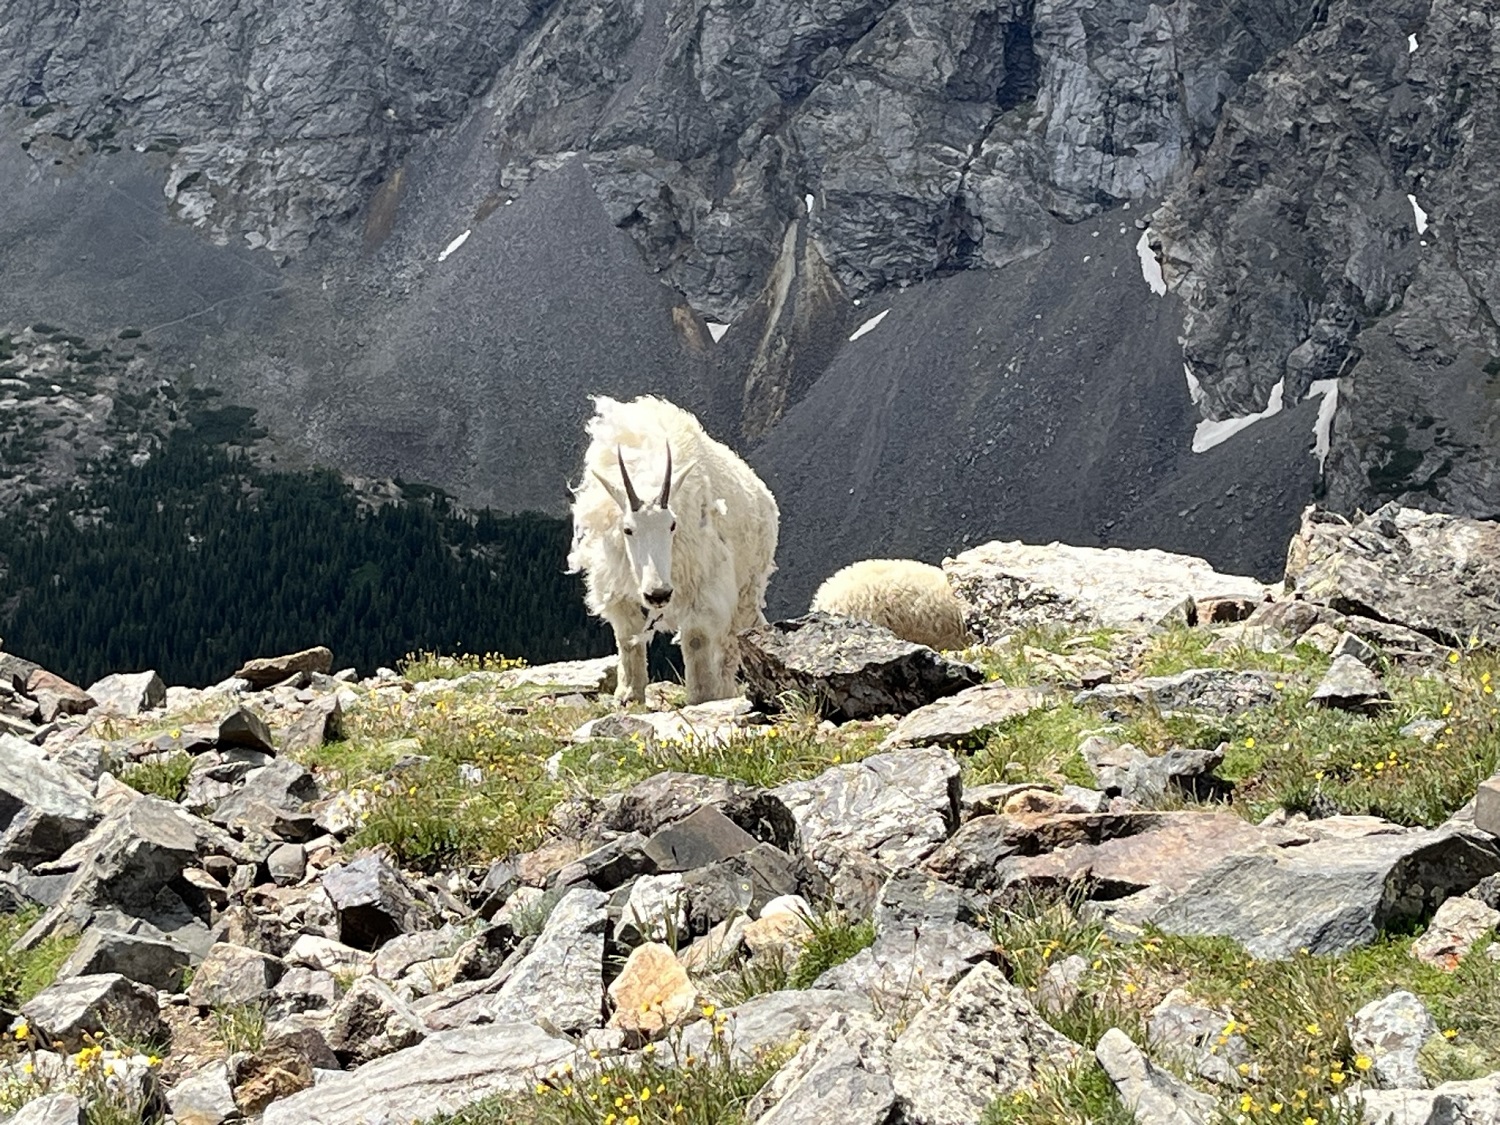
[
  {"x1": 810, "y1": 558, "x2": 973, "y2": 651},
  {"x1": 567, "y1": 395, "x2": 780, "y2": 706}
]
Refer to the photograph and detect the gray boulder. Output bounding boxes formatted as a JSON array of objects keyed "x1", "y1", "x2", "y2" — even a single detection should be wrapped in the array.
[
  {"x1": 1348, "y1": 990, "x2": 1440, "y2": 1091},
  {"x1": 322, "y1": 853, "x2": 435, "y2": 950},
  {"x1": 1286, "y1": 506, "x2": 1500, "y2": 650},
  {"x1": 186, "y1": 942, "x2": 286, "y2": 1008},
  {"x1": 880, "y1": 683, "x2": 1052, "y2": 750},
  {"x1": 1309, "y1": 653, "x2": 1392, "y2": 714},
  {"x1": 1345, "y1": 1074, "x2": 1500, "y2": 1125},
  {"x1": 85, "y1": 671, "x2": 166, "y2": 717},
  {"x1": 1095, "y1": 1027, "x2": 1215, "y2": 1125},
  {"x1": 1149, "y1": 828, "x2": 1500, "y2": 959},
  {"x1": 0, "y1": 733, "x2": 98, "y2": 866},
  {"x1": 7, "y1": 1094, "x2": 85, "y2": 1125},
  {"x1": 678, "y1": 989, "x2": 873, "y2": 1066},
  {"x1": 327, "y1": 975, "x2": 427, "y2": 1064},
  {"x1": 217, "y1": 707, "x2": 276, "y2": 753},
  {"x1": 603, "y1": 770, "x2": 799, "y2": 853},
  {"x1": 20, "y1": 973, "x2": 162, "y2": 1050},
  {"x1": 752, "y1": 1011, "x2": 897, "y2": 1125},
  {"x1": 280, "y1": 695, "x2": 345, "y2": 754},
  {"x1": 774, "y1": 747, "x2": 960, "y2": 882},
  {"x1": 56, "y1": 920, "x2": 190, "y2": 991},
  {"x1": 887, "y1": 962, "x2": 1080, "y2": 1125},
  {"x1": 234, "y1": 646, "x2": 335, "y2": 689},
  {"x1": 485, "y1": 886, "x2": 606, "y2": 1031},
  {"x1": 209, "y1": 758, "x2": 320, "y2": 828},
  {"x1": 260, "y1": 1022, "x2": 575, "y2": 1125},
  {"x1": 739, "y1": 613, "x2": 982, "y2": 721},
  {"x1": 1075, "y1": 668, "x2": 1281, "y2": 717},
  {"x1": 1081, "y1": 739, "x2": 1229, "y2": 806},
  {"x1": 165, "y1": 1064, "x2": 237, "y2": 1125}
]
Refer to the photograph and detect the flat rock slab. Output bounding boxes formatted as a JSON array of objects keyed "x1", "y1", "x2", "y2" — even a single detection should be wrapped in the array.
[
  {"x1": 1075, "y1": 668, "x2": 1281, "y2": 716},
  {"x1": 943, "y1": 540, "x2": 1270, "y2": 643},
  {"x1": 576, "y1": 696, "x2": 756, "y2": 747},
  {"x1": 774, "y1": 747, "x2": 960, "y2": 879},
  {"x1": 86, "y1": 671, "x2": 166, "y2": 717},
  {"x1": 21, "y1": 973, "x2": 162, "y2": 1050},
  {"x1": 0, "y1": 733, "x2": 98, "y2": 866},
  {"x1": 603, "y1": 771, "x2": 799, "y2": 853},
  {"x1": 1345, "y1": 1074, "x2": 1500, "y2": 1125},
  {"x1": 1286, "y1": 505, "x2": 1500, "y2": 649},
  {"x1": 234, "y1": 646, "x2": 334, "y2": 689},
  {"x1": 678, "y1": 989, "x2": 873, "y2": 1066},
  {"x1": 880, "y1": 683, "x2": 1052, "y2": 750},
  {"x1": 486, "y1": 886, "x2": 606, "y2": 1031},
  {"x1": 261, "y1": 1022, "x2": 577, "y2": 1125},
  {"x1": 496, "y1": 656, "x2": 617, "y2": 694},
  {"x1": 1149, "y1": 828, "x2": 1500, "y2": 959},
  {"x1": 1001, "y1": 812, "x2": 1288, "y2": 898},
  {"x1": 740, "y1": 612, "x2": 982, "y2": 721}
]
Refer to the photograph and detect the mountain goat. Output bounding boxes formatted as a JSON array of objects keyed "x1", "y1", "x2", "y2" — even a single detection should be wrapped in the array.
[
  {"x1": 810, "y1": 558, "x2": 972, "y2": 651},
  {"x1": 567, "y1": 395, "x2": 780, "y2": 706}
]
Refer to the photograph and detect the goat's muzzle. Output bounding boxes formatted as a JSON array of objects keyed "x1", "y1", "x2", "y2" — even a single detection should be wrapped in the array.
[{"x1": 643, "y1": 587, "x2": 673, "y2": 608}]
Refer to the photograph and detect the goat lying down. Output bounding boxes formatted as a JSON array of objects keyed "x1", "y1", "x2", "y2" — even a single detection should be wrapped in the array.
[
  {"x1": 810, "y1": 558, "x2": 972, "y2": 651},
  {"x1": 567, "y1": 395, "x2": 780, "y2": 705}
]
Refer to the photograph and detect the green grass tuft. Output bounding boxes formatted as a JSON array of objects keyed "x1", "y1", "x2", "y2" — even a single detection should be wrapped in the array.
[{"x1": 118, "y1": 752, "x2": 195, "y2": 802}]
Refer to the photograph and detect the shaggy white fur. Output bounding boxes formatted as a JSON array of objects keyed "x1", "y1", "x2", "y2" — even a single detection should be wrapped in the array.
[
  {"x1": 810, "y1": 558, "x2": 971, "y2": 651},
  {"x1": 568, "y1": 395, "x2": 779, "y2": 705}
]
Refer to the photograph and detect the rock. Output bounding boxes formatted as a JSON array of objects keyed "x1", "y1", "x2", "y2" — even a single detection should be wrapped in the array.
[
  {"x1": 26, "y1": 670, "x2": 96, "y2": 723},
  {"x1": 495, "y1": 655, "x2": 617, "y2": 694},
  {"x1": 285, "y1": 934, "x2": 377, "y2": 977},
  {"x1": 1147, "y1": 990, "x2": 1251, "y2": 1086},
  {"x1": 743, "y1": 896, "x2": 815, "y2": 964},
  {"x1": 85, "y1": 671, "x2": 166, "y2": 717},
  {"x1": 603, "y1": 771, "x2": 799, "y2": 853},
  {"x1": 887, "y1": 963, "x2": 1080, "y2": 1125},
  {"x1": 943, "y1": 541, "x2": 1270, "y2": 644},
  {"x1": 1473, "y1": 780, "x2": 1500, "y2": 838},
  {"x1": 234, "y1": 647, "x2": 334, "y2": 689},
  {"x1": 1410, "y1": 896, "x2": 1500, "y2": 970},
  {"x1": 217, "y1": 707, "x2": 276, "y2": 753},
  {"x1": 0, "y1": 651, "x2": 42, "y2": 690},
  {"x1": 209, "y1": 759, "x2": 320, "y2": 828},
  {"x1": 551, "y1": 833, "x2": 656, "y2": 891},
  {"x1": 0, "y1": 733, "x2": 98, "y2": 866},
  {"x1": 327, "y1": 976, "x2": 427, "y2": 1063},
  {"x1": 1081, "y1": 740, "x2": 1229, "y2": 806},
  {"x1": 20, "y1": 973, "x2": 162, "y2": 1050},
  {"x1": 1074, "y1": 668, "x2": 1281, "y2": 717},
  {"x1": 1345, "y1": 1074, "x2": 1500, "y2": 1124},
  {"x1": 267, "y1": 842, "x2": 307, "y2": 886},
  {"x1": 680, "y1": 843, "x2": 803, "y2": 932},
  {"x1": 614, "y1": 873, "x2": 688, "y2": 946},
  {"x1": 773, "y1": 747, "x2": 960, "y2": 881},
  {"x1": 1309, "y1": 654, "x2": 1392, "y2": 714},
  {"x1": 880, "y1": 683, "x2": 1052, "y2": 750},
  {"x1": 1095, "y1": 1027, "x2": 1216, "y2": 1125},
  {"x1": 1149, "y1": 829, "x2": 1500, "y2": 959},
  {"x1": 486, "y1": 886, "x2": 606, "y2": 1031},
  {"x1": 814, "y1": 870, "x2": 990, "y2": 1004},
  {"x1": 322, "y1": 853, "x2": 434, "y2": 949},
  {"x1": 678, "y1": 989, "x2": 873, "y2": 1065},
  {"x1": 752, "y1": 1011, "x2": 897, "y2": 1125},
  {"x1": 1285, "y1": 507, "x2": 1500, "y2": 650},
  {"x1": 270, "y1": 966, "x2": 341, "y2": 1017},
  {"x1": 678, "y1": 915, "x2": 751, "y2": 974},
  {"x1": 1348, "y1": 990, "x2": 1440, "y2": 1091},
  {"x1": 281, "y1": 696, "x2": 344, "y2": 754},
  {"x1": 739, "y1": 612, "x2": 983, "y2": 721},
  {"x1": 1331, "y1": 631, "x2": 1380, "y2": 666},
  {"x1": 642, "y1": 804, "x2": 760, "y2": 872},
  {"x1": 231, "y1": 1031, "x2": 327, "y2": 1115},
  {"x1": 1035, "y1": 954, "x2": 1089, "y2": 1015},
  {"x1": 166, "y1": 1064, "x2": 238, "y2": 1125},
  {"x1": 372, "y1": 926, "x2": 471, "y2": 982},
  {"x1": 7, "y1": 1094, "x2": 84, "y2": 1125},
  {"x1": 16, "y1": 795, "x2": 250, "y2": 951},
  {"x1": 578, "y1": 697, "x2": 760, "y2": 748},
  {"x1": 606, "y1": 942, "x2": 697, "y2": 1035},
  {"x1": 260, "y1": 1022, "x2": 576, "y2": 1125},
  {"x1": 56, "y1": 922, "x2": 190, "y2": 991},
  {"x1": 187, "y1": 943, "x2": 286, "y2": 1008}
]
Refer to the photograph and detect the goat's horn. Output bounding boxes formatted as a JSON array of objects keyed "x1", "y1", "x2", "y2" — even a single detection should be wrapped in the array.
[
  {"x1": 616, "y1": 446, "x2": 643, "y2": 510},
  {"x1": 659, "y1": 443, "x2": 673, "y2": 507}
]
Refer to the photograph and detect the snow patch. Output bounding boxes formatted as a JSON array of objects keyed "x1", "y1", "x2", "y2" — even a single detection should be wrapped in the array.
[
  {"x1": 1408, "y1": 33, "x2": 1419, "y2": 53},
  {"x1": 848, "y1": 309, "x2": 890, "y2": 341},
  {"x1": 1183, "y1": 364, "x2": 1205, "y2": 406},
  {"x1": 1308, "y1": 379, "x2": 1340, "y2": 471},
  {"x1": 1407, "y1": 195, "x2": 1429, "y2": 234},
  {"x1": 1136, "y1": 231, "x2": 1166, "y2": 296},
  {"x1": 438, "y1": 229, "x2": 472, "y2": 262},
  {"x1": 804, "y1": 193, "x2": 815, "y2": 215},
  {"x1": 706, "y1": 322, "x2": 730, "y2": 343},
  {"x1": 1192, "y1": 379, "x2": 1286, "y2": 453}
]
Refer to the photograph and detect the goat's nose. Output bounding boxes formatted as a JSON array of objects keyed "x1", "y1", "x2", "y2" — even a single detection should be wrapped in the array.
[{"x1": 644, "y1": 587, "x2": 673, "y2": 608}]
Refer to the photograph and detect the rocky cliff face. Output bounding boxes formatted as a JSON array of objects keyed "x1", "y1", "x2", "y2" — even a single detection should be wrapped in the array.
[{"x1": 1, "y1": 0, "x2": 1495, "y2": 603}]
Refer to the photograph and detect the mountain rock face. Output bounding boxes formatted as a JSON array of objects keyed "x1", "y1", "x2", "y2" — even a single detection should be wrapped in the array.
[{"x1": 2, "y1": 0, "x2": 1495, "y2": 604}]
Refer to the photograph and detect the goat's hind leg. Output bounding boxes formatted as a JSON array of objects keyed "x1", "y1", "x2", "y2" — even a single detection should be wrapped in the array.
[{"x1": 605, "y1": 602, "x2": 649, "y2": 706}]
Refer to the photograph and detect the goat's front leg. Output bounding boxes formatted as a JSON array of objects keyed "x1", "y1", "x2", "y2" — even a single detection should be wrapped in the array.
[
  {"x1": 605, "y1": 602, "x2": 649, "y2": 706},
  {"x1": 680, "y1": 625, "x2": 729, "y2": 705}
]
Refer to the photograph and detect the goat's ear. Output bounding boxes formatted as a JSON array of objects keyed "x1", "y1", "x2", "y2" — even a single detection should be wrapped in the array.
[
  {"x1": 670, "y1": 457, "x2": 699, "y2": 498},
  {"x1": 590, "y1": 470, "x2": 630, "y2": 511}
]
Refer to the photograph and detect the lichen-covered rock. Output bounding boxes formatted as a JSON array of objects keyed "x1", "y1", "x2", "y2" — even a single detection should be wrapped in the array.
[
  {"x1": 1095, "y1": 1027, "x2": 1216, "y2": 1125},
  {"x1": 1348, "y1": 990, "x2": 1440, "y2": 1091},
  {"x1": 739, "y1": 613, "x2": 982, "y2": 721}
]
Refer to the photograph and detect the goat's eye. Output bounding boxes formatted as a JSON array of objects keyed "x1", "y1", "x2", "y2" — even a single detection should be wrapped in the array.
[
  {"x1": 623, "y1": 527, "x2": 633, "y2": 536},
  {"x1": 670, "y1": 521, "x2": 677, "y2": 532}
]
